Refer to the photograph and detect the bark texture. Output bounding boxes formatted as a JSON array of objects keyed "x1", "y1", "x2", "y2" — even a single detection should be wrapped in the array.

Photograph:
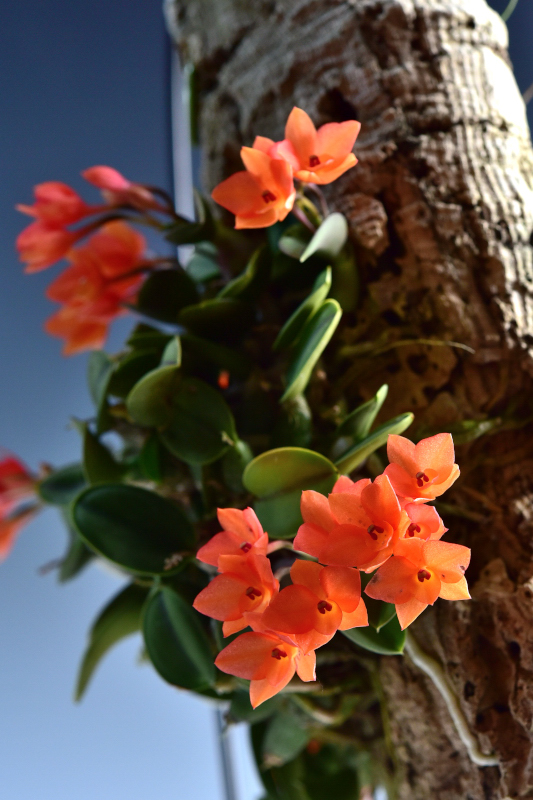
[{"x1": 167, "y1": 1, "x2": 533, "y2": 797}]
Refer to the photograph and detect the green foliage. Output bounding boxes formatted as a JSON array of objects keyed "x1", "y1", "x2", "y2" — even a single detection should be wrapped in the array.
[
  {"x1": 262, "y1": 711, "x2": 311, "y2": 768},
  {"x1": 334, "y1": 412, "x2": 414, "y2": 475},
  {"x1": 75, "y1": 583, "x2": 148, "y2": 700},
  {"x1": 58, "y1": 517, "x2": 94, "y2": 582},
  {"x1": 274, "y1": 268, "x2": 332, "y2": 352},
  {"x1": 82, "y1": 425, "x2": 124, "y2": 484},
  {"x1": 277, "y1": 224, "x2": 312, "y2": 260},
  {"x1": 142, "y1": 587, "x2": 216, "y2": 690},
  {"x1": 337, "y1": 385, "x2": 389, "y2": 442},
  {"x1": 72, "y1": 484, "x2": 194, "y2": 575},
  {"x1": 299, "y1": 213, "x2": 348, "y2": 263},
  {"x1": 136, "y1": 269, "x2": 198, "y2": 323},
  {"x1": 107, "y1": 350, "x2": 161, "y2": 398},
  {"x1": 186, "y1": 242, "x2": 221, "y2": 282},
  {"x1": 342, "y1": 614, "x2": 406, "y2": 655},
  {"x1": 179, "y1": 297, "x2": 255, "y2": 344},
  {"x1": 164, "y1": 191, "x2": 215, "y2": 245},
  {"x1": 282, "y1": 299, "x2": 342, "y2": 402},
  {"x1": 243, "y1": 448, "x2": 338, "y2": 538},
  {"x1": 219, "y1": 245, "x2": 270, "y2": 301},
  {"x1": 38, "y1": 463, "x2": 86, "y2": 506}
]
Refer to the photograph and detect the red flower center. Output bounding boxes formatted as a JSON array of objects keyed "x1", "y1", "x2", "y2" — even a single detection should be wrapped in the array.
[
  {"x1": 415, "y1": 471, "x2": 430, "y2": 488},
  {"x1": 245, "y1": 586, "x2": 263, "y2": 599},
  {"x1": 417, "y1": 569, "x2": 431, "y2": 582},
  {"x1": 240, "y1": 542, "x2": 252, "y2": 553},
  {"x1": 271, "y1": 648, "x2": 288, "y2": 660},
  {"x1": 309, "y1": 155, "x2": 320, "y2": 167},
  {"x1": 407, "y1": 523, "x2": 421, "y2": 537},
  {"x1": 262, "y1": 190, "x2": 276, "y2": 204},
  {"x1": 367, "y1": 524, "x2": 384, "y2": 541},
  {"x1": 317, "y1": 600, "x2": 333, "y2": 615}
]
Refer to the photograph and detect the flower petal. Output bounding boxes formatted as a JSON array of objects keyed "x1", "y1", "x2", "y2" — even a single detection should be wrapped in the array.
[
  {"x1": 361, "y1": 474, "x2": 401, "y2": 528},
  {"x1": 215, "y1": 631, "x2": 280, "y2": 680},
  {"x1": 423, "y1": 540, "x2": 471, "y2": 583},
  {"x1": 387, "y1": 434, "x2": 417, "y2": 475},
  {"x1": 319, "y1": 566, "x2": 361, "y2": 613},
  {"x1": 414, "y1": 433, "x2": 455, "y2": 480},
  {"x1": 293, "y1": 522, "x2": 328, "y2": 558},
  {"x1": 316, "y1": 120, "x2": 361, "y2": 160},
  {"x1": 396, "y1": 598, "x2": 427, "y2": 630},
  {"x1": 296, "y1": 650, "x2": 316, "y2": 682},
  {"x1": 285, "y1": 107, "x2": 317, "y2": 165},
  {"x1": 261, "y1": 585, "x2": 318, "y2": 634},
  {"x1": 439, "y1": 576, "x2": 470, "y2": 600},
  {"x1": 290, "y1": 560, "x2": 325, "y2": 598},
  {"x1": 365, "y1": 557, "x2": 418, "y2": 604},
  {"x1": 212, "y1": 171, "x2": 263, "y2": 215},
  {"x1": 301, "y1": 490, "x2": 336, "y2": 531}
]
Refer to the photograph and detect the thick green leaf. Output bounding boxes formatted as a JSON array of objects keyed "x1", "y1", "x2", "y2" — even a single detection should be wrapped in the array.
[
  {"x1": 82, "y1": 426, "x2": 124, "y2": 484},
  {"x1": 337, "y1": 385, "x2": 389, "y2": 441},
  {"x1": 107, "y1": 350, "x2": 161, "y2": 399},
  {"x1": 58, "y1": 516, "x2": 94, "y2": 582},
  {"x1": 72, "y1": 484, "x2": 194, "y2": 575},
  {"x1": 335, "y1": 412, "x2": 414, "y2": 475},
  {"x1": 182, "y1": 333, "x2": 251, "y2": 380},
  {"x1": 136, "y1": 269, "x2": 198, "y2": 323},
  {"x1": 178, "y1": 298, "x2": 255, "y2": 344},
  {"x1": 342, "y1": 614, "x2": 405, "y2": 655},
  {"x1": 330, "y1": 242, "x2": 358, "y2": 312},
  {"x1": 87, "y1": 351, "x2": 114, "y2": 409},
  {"x1": 126, "y1": 324, "x2": 172, "y2": 353},
  {"x1": 299, "y1": 213, "x2": 348, "y2": 263},
  {"x1": 273, "y1": 268, "x2": 332, "y2": 352},
  {"x1": 186, "y1": 242, "x2": 221, "y2": 282},
  {"x1": 277, "y1": 224, "x2": 312, "y2": 260},
  {"x1": 219, "y1": 245, "x2": 270, "y2": 301},
  {"x1": 221, "y1": 439, "x2": 254, "y2": 493},
  {"x1": 229, "y1": 690, "x2": 280, "y2": 723},
  {"x1": 143, "y1": 587, "x2": 215, "y2": 690},
  {"x1": 271, "y1": 395, "x2": 312, "y2": 448},
  {"x1": 160, "y1": 377, "x2": 237, "y2": 465},
  {"x1": 38, "y1": 463, "x2": 86, "y2": 506},
  {"x1": 138, "y1": 434, "x2": 163, "y2": 482},
  {"x1": 126, "y1": 365, "x2": 180, "y2": 427},
  {"x1": 243, "y1": 448, "x2": 338, "y2": 538},
  {"x1": 164, "y1": 191, "x2": 214, "y2": 245},
  {"x1": 263, "y1": 712, "x2": 310, "y2": 768},
  {"x1": 75, "y1": 583, "x2": 148, "y2": 700},
  {"x1": 160, "y1": 336, "x2": 182, "y2": 367},
  {"x1": 282, "y1": 299, "x2": 342, "y2": 402}
]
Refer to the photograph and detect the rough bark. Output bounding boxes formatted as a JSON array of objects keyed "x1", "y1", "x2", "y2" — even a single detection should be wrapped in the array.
[{"x1": 167, "y1": 1, "x2": 533, "y2": 797}]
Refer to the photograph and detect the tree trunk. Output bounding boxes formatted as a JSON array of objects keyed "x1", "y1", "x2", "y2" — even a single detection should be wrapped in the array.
[{"x1": 166, "y1": 1, "x2": 533, "y2": 797}]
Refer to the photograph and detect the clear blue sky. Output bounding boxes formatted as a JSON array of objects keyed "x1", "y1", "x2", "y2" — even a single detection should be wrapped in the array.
[{"x1": 0, "y1": 1, "x2": 531, "y2": 799}]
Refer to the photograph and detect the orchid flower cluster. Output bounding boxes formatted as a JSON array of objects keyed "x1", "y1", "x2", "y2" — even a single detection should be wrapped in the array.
[
  {"x1": 194, "y1": 432, "x2": 469, "y2": 707},
  {"x1": 0, "y1": 452, "x2": 38, "y2": 560}
]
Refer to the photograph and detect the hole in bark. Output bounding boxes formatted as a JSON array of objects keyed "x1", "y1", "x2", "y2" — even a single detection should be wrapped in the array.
[
  {"x1": 508, "y1": 640, "x2": 521, "y2": 660},
  {"x1": 381, "y1": 309, "x2": 402, "y2": 326},
  {"x1": 493, "y1": 703, "x2": 510, "y2": 714},
  {"x1": 464, "y1": 681, "x2": 476, "y2": 699},
  {"x1": 318, "y1": 89, "x2": 359, "y2": 123},
  {"x1": 385, "y1": 362, "x2": 401, "y2": 374},
  {"x1": 466, "y1": 17, "x2": 476, "y2": 29},
  {"x1": 407, "y1": 354, "x2": 429, "y2": 375},
  {"x1": 529, "y1": 230, "x2": 533, "y2": 246}
]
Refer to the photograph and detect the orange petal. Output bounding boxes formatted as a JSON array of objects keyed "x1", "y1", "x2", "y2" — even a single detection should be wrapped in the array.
[
  {"x1": 0, "y1": 512, "x2": 34, "y2": 561},
  {"x1": 217, "y1": 507, "x2": 263, "y2": 540},
  {"x1": 365, "y1": 557, "x2": 418, "y2": 605},
  {"x1": 193, "y1": 573, "x2": 247, "y2": 621},
  {"x1": 383, "y1": 463, "x2": 417, "y2": 499},
  {"x1": 215, "y1": 631, "x2": 280, "y2": 680},
  {"x1": 285, "y1": 107, "x2": 317, "y2": 165},
  {"x1": 328, "y1": 493, "x2": 369, "y2": 528},
  {"x1": 387, "y1": 434, "x2": 417, "y2": 474},
  {"x1": 316, "y1": 120, "x2": 361, "y2": 160},
  {"x1": 361, "y1": 474, "x2": 401, "y2": 529},
  {"x1": 290, "y1": 560, "x2": 325, "y2": 598},
  {"x1": 250, "y1": 664, "x2": 295, "y2": 708},
  {"x1": 423, "y1": 540, "x2": 470, "y2": 583},
  {"x1": 339, "y1": 597, "x2": 368, "y2": 630},
  {"x1": 319, "y1": 566, "x2": 361, "y2": 612},
  {"x1": 412, "y1": 571, "x2": 441, "y2": 605},
  {"x1": 294, "y1": 629, "x2": 332, "y2": 654},
  {"x1": 83, "y1": 165, "x2": 131, "y2": 191},
  {"x1": 222, "y1": 618, "x2": 249, "y2": 637},
  {"x1": 439, "y1": 576, "x2": 470, "y2": 600},
  {"x1": 270, "y1": 139, "x2": 300, "y2": 171},
  {"x1": 394, "y1": 537, "x2": 425, "y2": 566},
  {"x1": 196, "y1": 530, "x2": 242, "y2": 566},
  {"x1": 301, "y1": 490, "x2": 336, "y2": 531},
  {"x1": 414, "y1": 433, "x2": 455, "y2": 480},
  {"x1": 433, "y1": 463, "x2": 460, "y2": 496},
  {"x1": 261, "y1": 585, "x2": 318, "y2": 634},
  {"x1": 235, "y1": 208, "x2": 279, "y2": 229},
  {"x1": 253, "y1": 136, "x2": 275, "y2": 154},
  {"x1": 331, "y1": 475, "x2": 356, "y2": 494},
  {"x1": 396, "y1": 598, "x2": 427, "y2": 630},
  {"x1": 295, "y1": 154, "x2": 357, "y2": 185},
  {"x1": 211, "y1": 171, "x2": 263, "y2": 215},
  {"x1": 313, "y1": 599, "x2": 342, "y2": 636},
  {"x1": 404, "y1": 503, "x2": 446, "y2": 541},
  {"x1": 319, "y1": 524, "x2": 380, "y2": 568},
  {"x1": 293, "y1": 522, "x2": 328, "y2": 558},
  {"x1": 296, "y1": 650, "x2": 316, "y2": 682}
]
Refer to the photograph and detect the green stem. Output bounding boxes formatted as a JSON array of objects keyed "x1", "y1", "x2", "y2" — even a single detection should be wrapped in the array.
[{"x1": 501, "y1": 0, "x2": 519, "y2": 22}]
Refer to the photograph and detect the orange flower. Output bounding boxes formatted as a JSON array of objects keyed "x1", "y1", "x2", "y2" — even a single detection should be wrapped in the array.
[
  {"x1": 266, "y1": 107, "x2": 360, "y2": 185},
  {"x1": 365, "y1": 537, "x2": 471, "y2": 629},
  {"x1": 196, "y1": 507, "x2": 268, "y2": 568},
  {"x1": 402, "y1": 502, "x2": 446, "y2": 541},
  {"x1": 16, "y1": 221, "x2": 79, "y2": 273},
  {"x1": 0, "y1": 452, "x2": 38, "y2": 562},
  {"x1": 193, "y1": 553, "x2": 279, "y2": 637},
  {"x1": 211, "y1": 147, "x2": 295, "y2": 229},
  {"x1": 16, "y1": 181, "x2": 95, "y2": 226},
  {"x1": 44, "y1": 221, "x2": 147, "y2": 355},
  {"x1": 294, "y1": 475, "x2": 409, "y2": 571},
  {"x1": 215, "y1": 630, "x2": 316, "y2": 707},
  {"x1": 261, "y1": 560, "x2": 367, "y2": 654},
  {"x1": 82, "y1": 165, "x2": 159, "y2": 211},
  {"x1": 384, "y1": 433, "x2": 460, "y2": 502},
  {"x1": 0, "y1": 509, "x2": 38, "y2": 562}
]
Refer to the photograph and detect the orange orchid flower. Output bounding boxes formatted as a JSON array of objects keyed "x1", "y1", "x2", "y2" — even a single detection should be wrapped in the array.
[
  {"x1": 384, "y1": 433, "x2": 460, "y2": 502},
  {"x1": 0, "y1": 509, "x2": 38, "y2": 562},
  {"x1": 263, "y1": 107, "x2": 361, "y2": 185},
  {"x1": 402, "y1": 502, "x2": 446, "y2": 541},
  {"x1": 82, "y1": 166, "x2": 159, "y2": 211},
  {"x1": 261, "y1": 560, "x2": 367, "y2": 654},
  {"x1": 365, "y1": 537, "x2": 471, "y2": 629},
  {"x1": 16, "y1": 221, "x2": 79, "y2": 273},
  {"x1": 193, "y1": 553, "x2": 279, "y2": 637},
  {"x1": 0, "y1": 453, "x2": 36, "y2": 517},
  {"x1": 215, "y1": 630, "x2": 316, "y2": 707},
  {"x1": 16, "y1": 181, "x2": 96, "y2": 227},
  {"x1": 211, "y1": 147, "x2": 295, "y2": 229},
  {"x1": 196, "y1": 507, "x2": 268, "y2": 568},
  {"x1": 294, "y1": 474, "x2": 409, "y2": 571}
]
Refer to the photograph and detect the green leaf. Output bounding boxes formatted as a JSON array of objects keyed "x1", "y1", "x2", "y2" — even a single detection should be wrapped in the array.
[
  {"x1": 330, "y1": 242, "x2": 358, "y2": 312},
  {"x1": 273, "y1": 268, "x2": 332, "y2": 352},
  {"x1": 178, "y1": 297, "x2": 255, "y2": 344},
  {"x1": 87, "y1": 351, "x2": 114, "y2": 409},
  {"x1": 58, "y1": 517, "x2": 94, "y2": 582},
  {"x1": 342, "y1": 614, "x2": 405, "y2": 655},
  {"x1": 126, "y1": 323, "x2": 172, "y2": 353},
  {"x1": 142, "y1": 587, "x2": 215, "y2": 690},
  {"x1": 299, "y1": 213, "x2": 348, "y2": 263},
  {"x1": 126, "y1": 365, "x2": 180, "y2": 427},
  {"x1": 182, "y1": 333, "x2": 251, "y2": 380},
  {"x1": 82, "y1": 426, "x2": 124, "y2": 484},
  {"x1": 107, "y1": 350, "x2": 161, "y2": 399},
  {"x1": 282, "y1": 299, "x2": 342, "y2": 402},
  {"x1": 218, "y1": 245, "x2": 270, "y2": 301},
  {"x1": 277, "y1": 224, "x2": 312, "y2": 260},
  {"x1": 229, "y1": 690, "x2": 280, "y2": 723},
  {"x1": 160, "y1": 336, "x2": 182, "y2": 367},
  {"x1": 138, "y1": 434, "x2": 163, "y2": 482},
  {"x1": 135, "y1": 269, "x2": 198, "y2": 323},
  {"x1": 164, "y1": 191, "x2": 214, "y2": 245},
  {"x1": 186, "y1": 242, "x2": 221, "y2": 282},
  {"x1": 75, "y1": 583, "x2": 148, "y2": 700},
  {"x1": 38, "y1": 463, "x2": 86, "y2": 506},
  {"x1": 72, "y1": 484, "x2": 194, "y2": 575},
  {"x1": 159, "y1": 377, "x2": 237, "y2": 465},
  {"x1": 271, "y1": 395, "x2": 312, "y2": 449},
  {"x1": 221, "y1": 439, "x2": 254, "y2": 493},
  {"x1": 263, "y1": 712, "x2": 310, "y2": 768},
  {"x1": 337, "y1": 385, "x2": 389, "y2": 441},
  {"x1": 335, "y1": 412, "x2": 414, "y2": 475},
  {"x1": 243, "y1": 448, "x2": 338, "y2": 538}
]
